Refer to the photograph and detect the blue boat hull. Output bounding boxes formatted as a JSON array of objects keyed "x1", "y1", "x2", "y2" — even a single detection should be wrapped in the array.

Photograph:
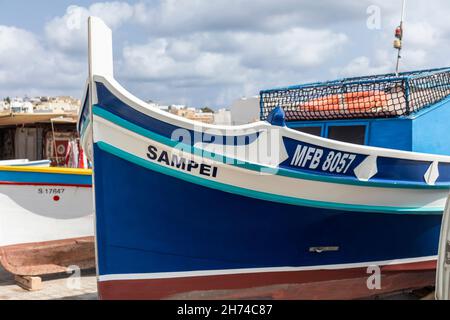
[
  {"x1": 93, "y1": 145, "x2": 441, "y2": 298},
  {"x1": 82, "y1": 18, "x2": 450, "y2": 299}
]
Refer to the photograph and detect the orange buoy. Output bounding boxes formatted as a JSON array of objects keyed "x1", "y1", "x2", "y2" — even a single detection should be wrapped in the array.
[{"x1": 299, "y1": 90, "x2": 388, "y2": 113}]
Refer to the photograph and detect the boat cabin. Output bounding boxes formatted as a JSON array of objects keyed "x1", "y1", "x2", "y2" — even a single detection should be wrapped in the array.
[{"x1": 260, "y1": 67, "x2": 450, "y2": 156}]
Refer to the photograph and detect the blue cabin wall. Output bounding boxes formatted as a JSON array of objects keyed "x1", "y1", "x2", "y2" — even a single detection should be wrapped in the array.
[
  {"x1": 287, "y1": 118, "x2": 413, "y2": 151},
  {"x1": 286, "y1": 97, "x2": 450, "y2": 155},
  {"x1": 367, "y1": 119, "x2": 412, "y2": 151},
  {"x1": 411, "y1": 98, "x2": 450, "y2": 156}
]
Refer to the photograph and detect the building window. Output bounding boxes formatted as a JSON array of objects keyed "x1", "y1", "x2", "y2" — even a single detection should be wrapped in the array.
[
  {"x1": 327, "y1": 125, "x2": 366, "y2": 145},
  {"x1": 294, "y1": 126, "x2": 322, "y2": 137}
]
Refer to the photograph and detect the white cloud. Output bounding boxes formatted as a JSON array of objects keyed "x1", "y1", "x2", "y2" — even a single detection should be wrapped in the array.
[
  {"x1": 332, "y1": 0, "x2": 450, "y2": 79},
  {"x1": 0, "y1": 25, "x2": 85, "y2": 96},
  {"x1": 331, "y1": 50, "x2": 393, "y2": 78},
  {"x1": 0, "y1": 2, "x2": 137, "y2": 97},
  {"x1": 3, "y1": 0, "x2": 450, "y2": 107},
  {"x1": 333, "y1": 57, "x2": 376, "y2": 78},
  {"x1": 401, "y1": 49, "x2": 429, "y2": 70},
  {"x1": 121, "y1": 28, "x2": 347, "y2": 80},
  {"x1": 235, "y1": 29, "x2": 348, "y2": 69},
  {"x1": 45, "y1": 2, "x2": 135, "y2": 53},
  {"x1": 134, "y1": 0, "x2": 370, "y2": 36},
  {"x1": 121, "y1": 38, "x2": 244, "y2": 84},
  {"x1": 404, "y1": 22, "x2": 440, "y2": 48},
  {"x1": 118, "y1": 26, "x2": 347, "y2": 105},
  {"x1": 0, "y1": 26, "x2": 39, "y2": 65}
]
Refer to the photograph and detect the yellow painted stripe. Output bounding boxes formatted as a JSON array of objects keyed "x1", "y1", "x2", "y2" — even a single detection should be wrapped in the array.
[{"x1": 0, "y1": 166, "x2": 92, "y2": 175}]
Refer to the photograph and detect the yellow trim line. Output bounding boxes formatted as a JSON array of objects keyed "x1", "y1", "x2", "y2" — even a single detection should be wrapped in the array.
[{"x1": 0, "y1": 166, "x2": 92, "y2": 175}]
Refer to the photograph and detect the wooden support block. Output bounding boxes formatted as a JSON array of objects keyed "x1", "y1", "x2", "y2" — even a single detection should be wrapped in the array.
[
  {"x1": 420, "y1": 291, "x2": 436, "y2": 300},
  {"x1": 15, "y1": 275, "x2": 43, "y2": 291}
]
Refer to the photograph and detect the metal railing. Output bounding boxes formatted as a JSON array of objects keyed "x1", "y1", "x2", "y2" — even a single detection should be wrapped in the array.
[{"x1": 260, "y1": 67, "x2": 450, "y2": 121}]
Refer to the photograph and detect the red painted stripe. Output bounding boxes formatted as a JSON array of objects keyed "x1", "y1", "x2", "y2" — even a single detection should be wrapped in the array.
[
  {"x1": 97, "y1": 260, "x2": 437, "y2": 300},
  {"x1": 381, "y1": 259, "x2": 436, "y2": 271},
  {"x1": 0, "y1": 181, "x2": 92, "y2": 188}
]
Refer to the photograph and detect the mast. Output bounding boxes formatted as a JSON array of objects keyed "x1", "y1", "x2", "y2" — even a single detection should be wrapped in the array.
[{"x1": 394, "y1": 0, "x2": 407, "y2": 76}]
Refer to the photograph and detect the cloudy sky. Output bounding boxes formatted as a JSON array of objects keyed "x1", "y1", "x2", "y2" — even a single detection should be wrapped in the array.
[{"x1": 0, "y1": 0, "x2": 448, "y2": 108}]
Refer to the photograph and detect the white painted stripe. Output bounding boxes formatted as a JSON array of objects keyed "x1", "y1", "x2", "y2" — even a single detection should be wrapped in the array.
[
  {"x1": 92, "y1": 116, "x2": 447, "y2": 210},
  {"x1": 98, "y1": 255, "x2": 437, "y2": 282},
  {"x1": 93, "y1": 74, "x2": 450, "y2": 163}
]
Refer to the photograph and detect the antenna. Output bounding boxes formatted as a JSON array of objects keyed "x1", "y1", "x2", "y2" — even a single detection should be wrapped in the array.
[{"x1": 394, "y1": 0, "x2": 407, "y2": 76}]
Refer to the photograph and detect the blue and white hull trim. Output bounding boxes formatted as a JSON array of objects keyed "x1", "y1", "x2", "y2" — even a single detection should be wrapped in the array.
[{"x1": 80, "y1": 17, "x2": 450, "y2": 299}]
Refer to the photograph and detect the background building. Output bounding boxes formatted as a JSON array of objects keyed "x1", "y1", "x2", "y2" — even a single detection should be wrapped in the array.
[
  {"x1": 0, "y1": 96, "x2": 82, "y2": 167},
  {"x1": 213, "y1": 109, "x2": 232, "y2": 126},
  {"x1": 169, "y1": 106, "x2": 215, "y2": 124},
  {"x1": 230, "y1": 96, "x2": 260, "y2": 125}
]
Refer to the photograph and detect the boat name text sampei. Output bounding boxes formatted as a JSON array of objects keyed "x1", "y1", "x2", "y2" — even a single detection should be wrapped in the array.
[{"x1": 147, "y1": 145, "x2": 219, "y2": 178}]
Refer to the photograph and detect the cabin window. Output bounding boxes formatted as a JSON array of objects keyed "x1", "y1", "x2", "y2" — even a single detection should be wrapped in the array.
[
  {"x1": 293, "y1": 126, "x2": 322, "y2": 137},
  {"x1": 327, "y1": 125, "x2": 366, "y2": 145}
]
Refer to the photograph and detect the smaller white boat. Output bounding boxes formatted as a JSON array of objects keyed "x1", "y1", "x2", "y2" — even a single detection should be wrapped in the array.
[
  {"x1": 0, "y1": 165, "x2": 94, "y2": 276},
  {"x1": 0, "y1": 159, "x2": 51, "y2": 167}
]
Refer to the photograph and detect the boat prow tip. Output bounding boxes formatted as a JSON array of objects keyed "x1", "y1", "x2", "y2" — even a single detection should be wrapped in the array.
[{"x1": 88, "y1": 16, "x2": 114, "y2": 80}]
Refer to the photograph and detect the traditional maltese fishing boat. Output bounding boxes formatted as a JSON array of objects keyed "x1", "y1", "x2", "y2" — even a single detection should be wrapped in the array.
[
  {"x1": 0, "y1": 166, "x2": 94, "y2": 276},
  {"x1": 80, "y1": 17, "x2": 450, "y2": 299}
]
